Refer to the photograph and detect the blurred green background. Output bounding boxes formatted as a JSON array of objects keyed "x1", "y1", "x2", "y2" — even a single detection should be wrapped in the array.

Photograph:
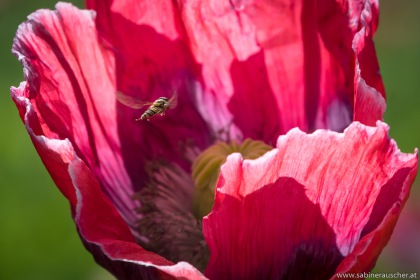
[{"x1": 0, "y1": 1, "x2": 418, "y2": 279}]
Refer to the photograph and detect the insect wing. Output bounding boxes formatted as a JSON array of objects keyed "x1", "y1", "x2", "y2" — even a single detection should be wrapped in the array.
[
  {"x1": 116, "y1": 91, "x2": 152, "y2": 109},
  {"x1": 168, "y1": 91, "x2": 178, "y2": 109}
]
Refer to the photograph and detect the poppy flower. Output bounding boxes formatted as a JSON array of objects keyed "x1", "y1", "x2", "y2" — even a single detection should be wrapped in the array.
[{"x1": 11, "y1": 1, "x2": 418, "y2": 279}]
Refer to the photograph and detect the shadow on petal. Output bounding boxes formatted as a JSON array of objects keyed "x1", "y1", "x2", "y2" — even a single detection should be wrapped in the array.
[
  {"x1": 111, "y1": 16, "x2": 212, "y2": 191},
  {"x1": 204, "y1": 177, "x2": 343, "y2": 280},
  {"x1": 228, "y1": 51, "x2": 281, "y2": 146},
  {"x1": 362, "y1": 167, "x2": 412, "y2": 236}
]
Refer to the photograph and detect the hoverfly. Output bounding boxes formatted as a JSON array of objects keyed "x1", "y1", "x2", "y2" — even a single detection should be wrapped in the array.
[{"x1": 116, "y1": 91, "x2": 177, "y2": 121}]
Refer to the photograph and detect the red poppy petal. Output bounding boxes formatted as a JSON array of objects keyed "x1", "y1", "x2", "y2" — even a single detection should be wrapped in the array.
[
  {"x1": 203, "y1": 121, "x2": 417, "y2": 279},
  {"x1": 85, "y1": 0, "x2": 190, "y2": 96},
  {"x1": 178, "y1": 0, "x2": 386, "y2": 144},
  {"x1": 12, "y1": 3, "x2": 140, "y2": 227},
  {"x1": 85, "y1": 0, "x2": 212, "y2": 182},
  {"x1": 70, "y1": 158, "x2": 206, "y2": 280},
  {"x1": 11, "y1": 85, "x2": 206, "y2": 280},
  {"x1": 332, "y1": 165, "x2": 418, "y2": 276},
  {"x1": 352, "y1": 1, "x2": 386, "y2": 126},
  {"x1": 179, "y1": 0, "x2": 280, "y2": 143}
]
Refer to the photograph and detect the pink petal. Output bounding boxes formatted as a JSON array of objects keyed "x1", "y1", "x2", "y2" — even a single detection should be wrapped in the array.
[
  {"x1": 203, "y1": 121, "x2": 417, "y2": 279},
  {"x1": 178, "y1": 0, "x2": 386, "y2": 144},
  {"x1": 12, "y1": 3, "x2": 137, "y2": 227},
  {"x1": 86, "y1": 0, "x2": 212, "y2": 175},
  {"x1": 352, "y1": 1, "x2": 386, "y2": 126},
  {"x1": 11, "y1": 83, "x2": 205, "y2": 280},
  {"x1": 178, "y1": 0, "x2": 280, "y2": 142},
  {"x1": 12, "y1": 3, "x2": 212, "y2": 232},
  {"x1": 12, "y1": 3, "x2": 210, "y2": 277},
  {"x1": 85, "y1": 0, "x2": 244, "y2": 141},
  {"x1": 86, "y1": 0, "x2": 386, "y2": 143},
  {"x1": 85, "y1": 0, "x2": 184, "y2": 96},
  {"x1": 332, "y1": 168, "x2": 418, "y2": 276}
]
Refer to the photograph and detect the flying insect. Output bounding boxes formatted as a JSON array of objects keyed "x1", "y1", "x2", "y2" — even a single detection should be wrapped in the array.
[{"x1": 116, "y1": 91, "x2": 177, "y2": 121}]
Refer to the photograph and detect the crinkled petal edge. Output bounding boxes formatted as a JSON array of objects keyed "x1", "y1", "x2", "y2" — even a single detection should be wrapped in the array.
[{"x1": 11, "y1": 81, "x2": 206, "y2": 280}]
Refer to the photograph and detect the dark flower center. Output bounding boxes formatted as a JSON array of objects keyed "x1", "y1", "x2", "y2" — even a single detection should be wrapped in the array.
[
  {"x1": 134, "y1": 163, "x2": 209, "y2": 271},
  {"x1": 134, "y1": 139, "x2": 272, "y2": 272}
]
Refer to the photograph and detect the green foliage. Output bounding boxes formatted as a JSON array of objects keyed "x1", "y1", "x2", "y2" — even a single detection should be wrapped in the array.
[{"x1": 363, "y1": 1, "x2": 420, "y2": 277}]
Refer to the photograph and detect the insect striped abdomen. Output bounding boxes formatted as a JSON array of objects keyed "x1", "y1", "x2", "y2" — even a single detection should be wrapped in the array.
[
  {"x1": 117, "y1": 92, "x2": 175, "y2": 121},
  {"x1": 140, "y1": 98, "x2": 169, "y2": 120}
]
